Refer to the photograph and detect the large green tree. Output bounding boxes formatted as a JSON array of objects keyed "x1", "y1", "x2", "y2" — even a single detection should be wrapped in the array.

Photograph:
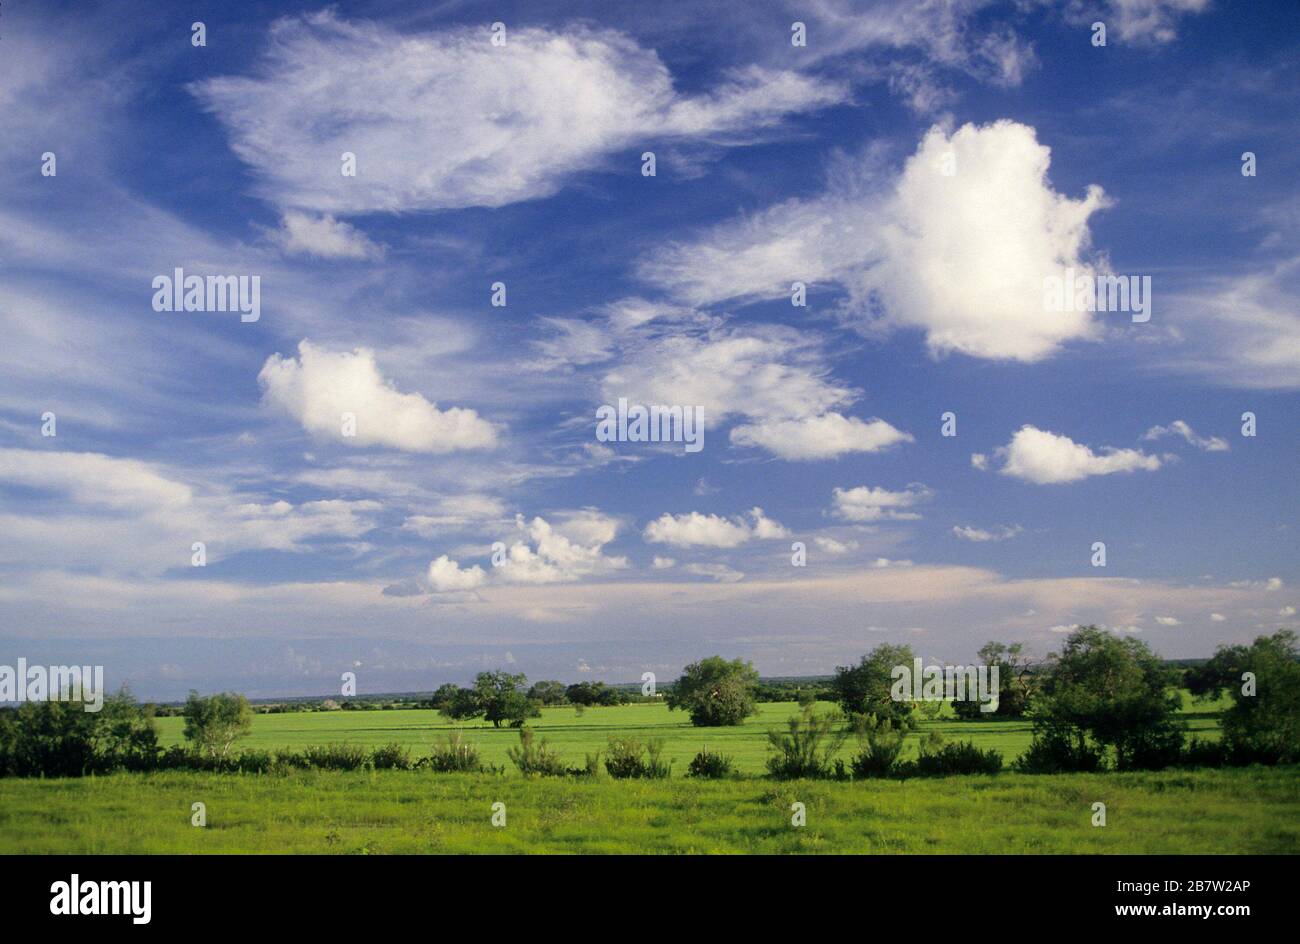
[
  {"x1": 1186, "y1": 629, "x2": 1299, "y2": 763},
  {"x1": 832, "y1": 644, "x2": 915, "y2": 726},
  {"x1": 1030, "y1": 626, "x2": 1183, "y2": 769},
  {"x1": 182, "y1": 691, "x2": 253, "y2": 759},
  {"x1": 666, "y1": 656, "x2": 760, "y2": 727},
  {"x1": 951, "y1": 641, "x2": 1034, "y2": 720},
  {"x1": 473, "y1": 671, "x2": 540, "y2": 728}
]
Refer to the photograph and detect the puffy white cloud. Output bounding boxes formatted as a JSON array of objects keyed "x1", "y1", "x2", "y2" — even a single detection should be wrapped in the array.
[
  {"x1": 496, "y1": 515, "x2": 628, "y2": 585},
  {"x1": 731, "y1": 413, "x2": 911, "y2": 460},
  {"x1": 641, "y1": 120, "x2": 1110, "y2": 362},
  {"x1": 427, "y1": 555, "x2": 486, "y2": 592},
  {"x1": 193, "y1": 12, "x2": 845, "y2": 213},
  {"x1": 259, "y1": 340, "x2": 498, "y2": 453},
  {"x1": 982, "y1": 425, "x2": 1162, "y2": 484},
  {"x1": 642, "y1": 508, "x2": 788, "y2": 548},
  {"x1": 952, "y1": 524, "x2": 1022, "y2": 542},
  {"x1": 1142, "y1": 420, "x2": 1229, "y2": 452},
  {"x1": 814, "y1": 536, "x2": 860, "y2": 554},
  {"x1": 1155, "y1": 615, "x2": 1181, "y2": 626},
  {"x1": 1210, "y1": 612, "x2": 1227, "y2": 622},
  {"x1": 272, "y1": 211, "x2": 384, "y2": 260},
  {"x1": 830, "y1": 484, "x2": 932, "y2": 522}
]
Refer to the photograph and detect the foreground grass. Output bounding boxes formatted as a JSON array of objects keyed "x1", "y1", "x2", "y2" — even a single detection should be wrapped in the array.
[
  {"x1": 152, "y1": 696, "x2": 1230, "y2": 775},
  {"x1": 0, "y1": 766, "x2": 1294, "y2": 854}
]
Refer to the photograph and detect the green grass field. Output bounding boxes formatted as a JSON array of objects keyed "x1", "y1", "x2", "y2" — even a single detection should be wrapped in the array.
[
  {"x1": 0, "y1": 766, "x2": 1294, "y2": 853},
  {"x1": 4, "y1": 693, "x2": 1280, "y2": 854},
  {"x1": 152, "y1": 694, "x2": 1232, "y2": 775}
]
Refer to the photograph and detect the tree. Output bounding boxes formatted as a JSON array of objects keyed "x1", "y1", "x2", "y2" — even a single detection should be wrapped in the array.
[
  {"x1": 952, "y1": 641, "x2": 1033, "y2": 720},
  {"x1": 665, "y1": 656, "x2": 759, "y2": 727},
  {"x1": 473, "y1": 671, "x2": 539, "y2": 728},
  {"x1": 1029, "y1": 626, "x2": 1183, "y2": 770},
  {"x1": 428, "y1": 683, "x2": 461, "y2": 710},
  {"x1": 1186, "y1": 629, "x2": 1299, "y2": 763},
  {"x1": 439, "y1": 686, "x2": 481, "y2": 722},
  {"x1": 527, "y1": 680, "x2": 569, "y2": 706},
  {"x1": 832, "y1": 644, "x2": 915, "y2": 726},
  {"x1": 182, "y1": 691, "x2": 253, "y2": 759},
  {"x1": 0, "y1": 688, "x2": 158, "y2": 777},
  {"x1": 565, "y1": 681, "x2": 620, "y2": 706}
]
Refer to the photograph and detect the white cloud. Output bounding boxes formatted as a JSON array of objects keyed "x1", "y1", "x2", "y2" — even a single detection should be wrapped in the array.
[
  {"x1": 683, "y1": 563, "x2": 745, "y2": 583},
  {"x1": 730, "y1": 413, "x2": 912, "y2": 460},
  {"x1": 1210, "y1": 612, "x2": 1227, "y2": 622},
  {"x1": 1228, "y1": 577, "x2": 1283, "y2": 591},
  {"x1": 830, "y1": 484, "x2": 932, "y2": 522},
  {"x1": 1142, "y1": 420, "x2": 1229, "y2": 452},
  {"x1": 652, "y1": 556, "x2": 676, "y2": 569},
  {"x1": 870, "y1": 557, "x2": 914, "y2": 568},
  {"x1": 495, "y1": 514, "x2": 628, "y2": 585},
  {"x1": 193, "y1": 12, "x2": 845, "y2": 214},
  {"x1": 952, "y1": 524, "x2": 1022, "y2": 542},
  {"x1": 642, "y1": 508, "x2": 788, "y2": 548},
  {"x1": 982, "y1": 425, "x2": 1162, "y2": 484},
  {"x1": 1086, "y1": 0, "x2": 1211, "y2": 44},
  {"x1": 427, "y1": 555, "x2": 486, "y2": 592},
  {"x1": 259, "y1": 340, "x2": 498, "y2": 453},
  {"x1": 641, "y1": 120, "x2": 1109, "y2": 362},
  {"x1": 401, "y1": 495, "x2": 509, "y2": 537},
  {"x1": 272, "y1": 211, "x2": 384, "y2": 260},
  {"x1": 814, "y1": 536, "x2": 859, "y2": 554},
  {"x1": 1155, "y1": 616, "x2": 1181, "y2": 626}
]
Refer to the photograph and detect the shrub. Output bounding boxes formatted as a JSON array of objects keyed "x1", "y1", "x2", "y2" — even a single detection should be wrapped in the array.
[
  {"x1": 1186, "y1": 630, "x2": 1300, "y2": 764},
  {"x1": 371, "y1": 742, "x2": 413, "y2": 770},
  {"x1": 423, "y1": 732, "x2": 482, "y2": 772},
  {"x1": 507, "y1": 727, "x2": 568, "y2": 777},
  {"x1": 1180, "y1": 737, "x2": 1228, "y2": 769},
  {"x1": 687, "y1": 749, "x2": 733, "y2": 779},
  {"x1": 765, "y1": 705, "x2": 848, "y2": 780},
  {"x1": 1015, "y1": 731, "x2": 1106, "y2": 774},
  {"x1": 605, "y1": 737, "x2": 671, "y2": 779},
  {"x1": 909, "y1": 735, "x2": 1002, "y2": 777},
  {"x1": 182, "y1": 691, "x2": 253, "y2": 760},
  {"x1": 301, "y1": 743, "x2": 369, "y2": 771},
  {"x1": 848, "y1": 713, "x2": 905, "y2": 778}
]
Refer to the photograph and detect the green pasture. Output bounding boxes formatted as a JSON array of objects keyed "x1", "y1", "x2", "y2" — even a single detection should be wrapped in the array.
[
  {"x1": 153, "y1": 693, "x2": 1231, "y2": 775},
  {"x1": 0, "y1": 765, "x2": 1293, "y2": 854}
]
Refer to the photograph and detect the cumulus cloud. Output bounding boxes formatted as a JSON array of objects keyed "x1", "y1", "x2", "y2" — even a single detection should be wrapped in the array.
[
  {"x1": 259, "y1": 340, "x2": 498, "y2": 453},
  {"x1": 980, "y1": 425, "x2": 1162, "y2": 484},
  {"x1": 952, "y1": 524, "x2": 1023, "y2": 542},
  {"x1": 641, "y1": 120, "x2": 1110, "y2": 362},
  {"x1": 814, "y1": 536, "x2": 860, "y2": 554},
  {"x1": 495, "y1": 514, "x2": 628, "y2": 585},
  {"x1": 272, "y1": 211, "x2": 384, "y2": 260},
  {"x1": 1154, "y1": 615, "x2": 1181, "y2": 626},
  {"x1": 643, "y1": 508, "x2": 788, "y2": 548},
  {"x1": 830, "y1": 484, "x2": 932, "y2": 522},
  {"x1": 427, "y1": 555, "x2": 486, "y2": 592},
  {"x1": 731, "y1": 413, "x2": 912, "y2": 460},
  {"x1": 193, "y1": 12, "x2": 845, "y2": 214},
  {"x1": 1142, "y1": 420, "x2": 1229, "y2": 452}
]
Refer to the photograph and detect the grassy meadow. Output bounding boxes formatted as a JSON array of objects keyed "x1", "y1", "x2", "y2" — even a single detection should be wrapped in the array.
[
  {"x1": 0, "y1": 766, "x2": 1294, "y2": 854},
  {"x1": 151, "y1": 693, "x2": 1232, "y2": 775},
  {"x1": 4, "y1": 691, "x2": 1287, "y2": 854}
]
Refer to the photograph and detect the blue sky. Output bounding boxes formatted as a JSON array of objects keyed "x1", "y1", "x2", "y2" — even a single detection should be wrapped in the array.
[{"x1": 1, "y1": 0, "x2": 1296, "y2": 700}]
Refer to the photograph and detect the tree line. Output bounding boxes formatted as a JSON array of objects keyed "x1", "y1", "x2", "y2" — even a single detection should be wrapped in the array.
[{"x1": 0, "y1": 627, "x2": 1294, "y2": 779}]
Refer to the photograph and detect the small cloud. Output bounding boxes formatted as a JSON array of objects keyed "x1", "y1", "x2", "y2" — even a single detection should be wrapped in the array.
[
  {"x1": 980, "y1": 425, "x2": 1161, "y2": 484},
  {"x1": 1141, "y1": 420, "x2": 1229, "y2": 452},
  {"x1": 951, "y1": 524, "x2": 1022, "y2": 542},
  {"x1": 683, "y1": 563, "x2": 745, "y2": 582},
  {"x1": 813, "y1": 536, "x2": 859, "y2": 554},
  {"x1": 1154, "y1": 616, "x2": 1181, "y2": 626},
  {"x1": 272, "y1": 210, "x2": 384, "y2": 260},
  {"x1": 652, "y1": 556, "x2": 676, "y2": 569}
]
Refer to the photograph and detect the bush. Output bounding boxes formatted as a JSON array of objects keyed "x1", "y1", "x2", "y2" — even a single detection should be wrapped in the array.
[
  {"x1": 507, "y1": 727, "x2": 568, "y2": 777},
  {"x1": 371, "y1": 742, "x2": 413, "y2": 770},
  {"x1": 665, "y1": 656, "x2": 760, "y2": 727},
  {"x1": 1180, "y1": 737, "x2": 1228, "y2": 769},
  {"x1": 605, "y1": 737, "x2": 671, "y2": 779},
  {"x1": 301, "y1": 743, "x2": 369, "y2": 771},
  {"x1": 423, "y1": 732, "x2": 482, "y2": 772},
  {"x1": 1015, "y1": 732, "x2": 1106, "y2": 773},
  {"x1": 765, "y1": 705, "x2": 848, "y2": 780},
  {"x1": 687, "y1": 749, "x2": 733, "y2": 779},
  {"x1": 848, "y1": 713, "x2": 905, "y2": 778},
  {"x1": 907, "y1": 735, "x2": 1002, "y2": 777}
]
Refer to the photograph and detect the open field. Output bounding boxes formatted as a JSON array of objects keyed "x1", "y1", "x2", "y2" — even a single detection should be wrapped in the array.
[
  {"x1": 152, "y1": 694, "x2": 1232, "y2": 775},
  {"x1": 0, "y1": 766, "x2": 1294, "y2": 854}
]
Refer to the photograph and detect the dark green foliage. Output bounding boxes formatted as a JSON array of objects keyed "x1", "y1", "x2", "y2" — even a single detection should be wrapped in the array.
[
  {"x1": 832, "y1": 644, "x2": 915, "y2": 726},
  {"x1": 182, "y1": 691, "x2": 253, "y2": 759},
  {"x1": 604, "y1": 737, "x2": 671, "y2": 779},
  {"x1": 848, "y1": 713, "x2": 906, "y2": 778},
  {"x1": 686, "y1": 749, "x2": 734, "y2": 779},
  {"x1": 565, "y1": 681, "x2": 623, "y2": 706},
  {"x1": 906, "y1": 735, "x2": 1003, "y2": 777},
  {"x1": 951, "y1": 641, "x2": 1033, "y2": 720},
  {"x1": 665, "y1": 656, "x2": 760, "y2": 727},
  {"x1": 526, "y1": 680, "x2": 569, "y2": 706},
  {"x1": 1015, "y1": 730, "x2": 1106, "y2": 773},
  {"x1": 371, "y1": 742, "x2": 413, "y2": 770},
  {"x1": 301, "y1": 743, "x2": 370, "y2": 770},
  {"x1": 1186, "y1": 630, "x2": 1299, "y2": 764},
  {"x1": 422, "y1": 732, "x2": 483, "y2": 772}
]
